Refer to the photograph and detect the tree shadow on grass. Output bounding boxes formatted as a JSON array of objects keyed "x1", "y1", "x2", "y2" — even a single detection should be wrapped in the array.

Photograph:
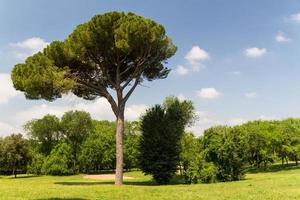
[
  {"x1": 8, "y1": 175, "x2": 39, "y2": 179},
  {"x1": 246, "y1": 163, "x2": 300, "y2": 174},
  {"x1": 54, "y1": 181, "x2": 183, "y2": 186},
  {"x1": 54, "y1": 175, "x2": 185, "y2": 186}
]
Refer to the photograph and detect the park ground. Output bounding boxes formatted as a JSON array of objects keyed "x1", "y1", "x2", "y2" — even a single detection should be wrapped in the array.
[{"x1": 1, "y1": 164, "x2": 300, "y2": 200}]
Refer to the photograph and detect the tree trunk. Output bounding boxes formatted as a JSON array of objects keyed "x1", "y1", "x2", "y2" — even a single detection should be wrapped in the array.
[{"x1": 115, "y1": 106, "x2": 125, "y2": 185}]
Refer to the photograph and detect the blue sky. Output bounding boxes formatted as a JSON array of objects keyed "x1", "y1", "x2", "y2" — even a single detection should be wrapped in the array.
[{"x1": 0, "y1": 0, "x2": 300, "y2": 136}]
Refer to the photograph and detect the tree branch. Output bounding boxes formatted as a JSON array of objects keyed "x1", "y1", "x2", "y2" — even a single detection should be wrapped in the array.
[{"x1": 123, "y1": 75, "x2": 141, "y2": 103}]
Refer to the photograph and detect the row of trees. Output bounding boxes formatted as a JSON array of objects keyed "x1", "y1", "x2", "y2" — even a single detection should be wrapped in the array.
[
  {"x1": 180, "y1": 119, "x2": 300, "y2": 184},
  {"x1": 0, "y1": 111, "x2": 140, "y2": 177},
  {"x1": 1, "y1": 98, "x2": 300, "y2": 184}
]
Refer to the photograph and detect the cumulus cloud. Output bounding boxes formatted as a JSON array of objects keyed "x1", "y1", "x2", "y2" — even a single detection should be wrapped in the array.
[
  {"x1": 226, "y1": 118, "x2": 246, "y2": 126},
  {"x1": 185, "y1": 46, "x2": 210, "y2": 63},
  {"x1": 244, "y1": 47, "x2": 267, "y2": 58},
  {"x1": 289, "y1": 13, "x2": 300, "y2": 22},
  {"x1": 8, "y1": 96, "x2": 147, "y2": 135},
  {"x1": 0, "y1": 121, "x2": 18, "y2": 136},
  {"x1": 244, "y1": 92, "x2": 257, "y2": 98},
  {"x1": 9, "y1": 37, "x2": 49, "y2": 60},
  {"x1": 196, "y1": 88, "x2": 222, "y2": 99},
  {"x1": 173, "y1": 46, "x2": 208, "y2": 76},
  {"x1": 177, "y1": 93, "x2": 187, "y2": 101},
  {"x1": 275, "y1": 32, "x2": 291, "y2": 43},
  {"x1": 187, "y1": 111, "x2": 247, "y2": 135},
  {"x1": 174, "y1": 65, "x2": 189, "y2": 76},
  {"x1": 0, "y1": 73, "x2": 20, "y2": 104}
]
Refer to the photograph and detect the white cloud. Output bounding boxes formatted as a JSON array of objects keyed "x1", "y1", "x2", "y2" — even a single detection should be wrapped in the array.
[
  {"x1": 226, "y1": 118, "x2": 246, "y2": 126},
  {"x1": 244, "y1": 47, "x2": 267, "y2": 58},
  {"x1": 187, "y1": 111, "x2": 247, "y2": 135},
  {"x1": 244, "y1": 92, "x2": 257, "y2": 98},
  {"x1": 0, "y1": 73, "x2": 20, "y2": 104},
  {"x1": 196, "y1": 88, "x2": 222, "y2": 99},
  {"x1": 190, "y1": 62, "x2": 206, "y2": 72},
  {"x1": 0, "y1": 121, "x2": 19, "y2": 137},
  {"x1": 174, "y1": 65, "x2": 189, "y2": 76},
  {"x1": 289, "y1": 13, "x2": 300, "y2": 22},
  {"x1": 9, "y1": 37, "x2": 49, "y2": 60},
  {"x1": 125, "y1": 104, "x2": 148, "y2": 120},
  {"x1": 275, "y1": 32, "x2": 291, "y2": 43},
  {"x1": 10, "y1": 96, "x2": 147, "y2": 135},
  {"x1": 185, "y1": 46, "x2": 210, "y2": 62}
]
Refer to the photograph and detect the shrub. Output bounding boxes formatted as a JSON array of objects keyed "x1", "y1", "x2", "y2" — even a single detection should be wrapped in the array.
[
  {"x1": 27, "y1": 153, "x2": 45, "y2": 175},
  {"x1": 183, "y1": 153, "x2": 217, "y2": 184},
  {"x1": 42, "y1": 143, "x2": 75, "y2": 175}
]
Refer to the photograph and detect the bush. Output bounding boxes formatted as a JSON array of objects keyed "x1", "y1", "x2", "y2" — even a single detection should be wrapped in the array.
[
  {"x1": 42, "y1": 143, "x2": 75, "y2": 175},
  {"x1": 199, "y1": 162, "x2": 217, "y2": 183},
  {"x1": 183, "y1": 153, "x2": 217, "y2": 184},
  {"x1": 27, "y1": 153, "x2": 45, "y2": 175}
]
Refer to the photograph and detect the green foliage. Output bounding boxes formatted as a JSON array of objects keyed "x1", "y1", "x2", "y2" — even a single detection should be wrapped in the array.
[
  {"x1": 60, "y1": 111, "x2": 93, "y2": 163},
  {"x1": 78, "y1": 121, "x2": 116, "y2": 172},
  {"x1": 42, "y1": 143, "x2": 75, "y2": 175},
  {"x1": 0, "y1": 134, "x2": 31, "y2": 177},
  {"x1": 27, "y1": 152, "x2": 45, "y2": 175},
  {"x1": 25, "y1": 114, "x2": 61, "y2": 155},
  {"x1": 202, "y1": 126, "x2": 245, "y2": 181},
  {"x1": 180, "y1": 132, "x2": 201, "y2": 172},
  {"x1": 78, "y1": 120, "x2": 140, "y2": 173},
  {"x1": 11, "y1": 52, "x2": 74, "y2": 101},
  {"x1": 139, "y1": 97, "x2": 196, "y2": 184},
  {"x1": 183, "y1": 153, "x2": 217, "y2": 184},
  {"x1": 238, "y1": 121, "x2": 275, "y2": 168},
  {"x1": 11, "y1": 12, "x2": 177, "y2": 101}
]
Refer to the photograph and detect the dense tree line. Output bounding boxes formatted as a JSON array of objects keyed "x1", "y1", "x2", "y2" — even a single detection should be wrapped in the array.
[
  {"x1": 1, "y1": 102, "x2": 300, "y2": 185},
  {"x1": 0, "y1": 111, "x2": 140, "y2": 176},
  {"x1": 181, "y1": 119, "x2": 300, "y2": 183}
]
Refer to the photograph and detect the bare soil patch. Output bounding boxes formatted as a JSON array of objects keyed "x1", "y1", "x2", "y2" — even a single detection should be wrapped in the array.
[{"x1": 83, "y1": 174, "x2": 134, "y2": 180}]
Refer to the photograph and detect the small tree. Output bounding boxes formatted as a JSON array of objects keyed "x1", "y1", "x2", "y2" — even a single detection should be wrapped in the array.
[
  {"x1": 11, "y1": 12, "x2": 176, "y2": 184},
  {"x1": 139, "y1": 97, "x2": 195, "y2": 184},
  {"x1": 0, "y1": 134, "x2": 31, "y2": 178}
]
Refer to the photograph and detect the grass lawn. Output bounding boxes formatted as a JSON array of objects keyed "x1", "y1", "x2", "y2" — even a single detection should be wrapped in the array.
[{"x1": 1, "y1": 165, "x2": 300, "y2": 200}]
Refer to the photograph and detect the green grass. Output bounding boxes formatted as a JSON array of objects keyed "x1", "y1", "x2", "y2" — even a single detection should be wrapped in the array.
[{"x1": 1, "y1": 166, "x2": 300, "y2": 200}]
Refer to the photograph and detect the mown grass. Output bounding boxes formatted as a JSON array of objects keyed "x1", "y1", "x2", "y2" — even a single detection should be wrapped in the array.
[{"x1": 1, "y1": 166, "x2": 300, "y2": 200}]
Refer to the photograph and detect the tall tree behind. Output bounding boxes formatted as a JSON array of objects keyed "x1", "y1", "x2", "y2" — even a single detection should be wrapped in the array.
[
  {"x1": 11, "y1": 12, "x2": 176, "y2": 184},
  {"x1": 60, "y1": 110, "x2": 93, "y2": 165},
  {"x1": 24, "y1": 115, "x2": 61, "y2": 155},
  {"x1": 139, "y1": 97, "x2": 195, "y2": 184}
]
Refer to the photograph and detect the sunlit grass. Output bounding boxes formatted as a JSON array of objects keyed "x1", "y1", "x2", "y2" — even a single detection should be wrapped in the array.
[{"x1": 1, "y1": 166, "x2": 300, "y2": 200}]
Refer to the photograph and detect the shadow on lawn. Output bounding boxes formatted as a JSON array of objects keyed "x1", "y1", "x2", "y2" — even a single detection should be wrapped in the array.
[
  {"x1": 8, "y1": 175, "x2": 39, "y2": 179},
  {"x1": 246, "y1": 163, "x2": 300, "y2": 174},
  {"x1": 55, "y1": 176, "x2": 185, "y2": 186},
  {"x1": 54, "y1": 181, "x2": 164, "y2": 186}
]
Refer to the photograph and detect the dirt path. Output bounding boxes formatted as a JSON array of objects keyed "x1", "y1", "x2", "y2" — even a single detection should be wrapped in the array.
[{"x1": 83, "y1": 174, "x2": 134, "y2": 180}]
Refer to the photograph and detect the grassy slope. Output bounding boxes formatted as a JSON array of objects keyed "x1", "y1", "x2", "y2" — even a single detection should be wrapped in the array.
[{"x1": 1, "y1": 166, "x2": 300, "y2": 200}]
